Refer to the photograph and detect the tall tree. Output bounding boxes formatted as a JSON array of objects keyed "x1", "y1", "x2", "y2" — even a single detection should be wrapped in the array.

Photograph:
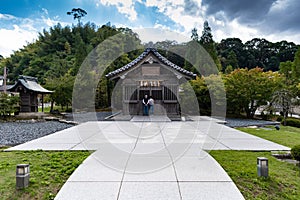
[
  {"x1": 217, "y1": 38, "x2": 244, "y2": 69},
  {"x1": 244, "y1": 38, "x2": 274, "y2": 70},
  {"x1": 191, "y1": 28, "x2": 199, "y2": 41},
  {"x1": 199, "y1": 21, "x2": 221, "y2": 71},
  {"x1": 200, "y1": 21, "x2": 213, "y2": 44},
  {"x1": 274, "y1": 40, "x2": 298, "y2": 63},
  {"x1": 67, "y1": 8, "x2": 87, "y2": 25},
  {"x1": 292, "y1": 47, "x2": 300, "y2": 82}
]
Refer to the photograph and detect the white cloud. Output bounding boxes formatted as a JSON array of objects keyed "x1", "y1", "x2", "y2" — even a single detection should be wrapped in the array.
[
  {"x1": 140, "y1": 0, "x2": 300, "y2": 44},
  {"x1": 134, "y1": 27, "x2": 190, "y2": 44},
  {"x1": 0, "y1": 13, "x2": 17, "y2": 21},
  {"x1": 142, "y1": 0, "x2": 206, "y2": 39},
  {"x1": 99, "y1": 0, "x2": 137, "y2": 21},
  {"x1": 0, "y1": 25, "x2": 38, "y2": 57},
  {"x1": 142, "y1": 0, "x2": 259, "y2": 43},
  {"x1": 213, "y1": 18, "x2": 258, "y2": 42},
  {"x1": 0, "y1": 11, "x2": 68, "y2": 57}
]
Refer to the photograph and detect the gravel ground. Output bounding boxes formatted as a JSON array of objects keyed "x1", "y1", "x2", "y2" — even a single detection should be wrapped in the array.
[
  {"x1": 225, "y1": 118, "x2": 280, "y2": 128},
  {"x1": 0, "y1": 121, "x2": 74, "y2": 146}
]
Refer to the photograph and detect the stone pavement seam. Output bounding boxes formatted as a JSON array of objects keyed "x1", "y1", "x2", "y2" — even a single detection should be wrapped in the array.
[
  {"x1": 159, "y1": 123, "x2": 183, "y2": 200},
  {"x1": 116, "y1": 121, "x2": 144, "y2": 200}
]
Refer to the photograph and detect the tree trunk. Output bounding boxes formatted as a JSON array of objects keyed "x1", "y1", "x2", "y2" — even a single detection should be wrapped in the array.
[
  {"x1": 245, "y1": 107, "x2": 251, "y2": 118},
  {"x1": 50, "y1": 101, "x2": 54, "y2": 112}
]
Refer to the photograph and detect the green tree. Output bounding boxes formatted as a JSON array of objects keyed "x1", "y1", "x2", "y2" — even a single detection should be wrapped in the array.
[
  {"x1": 279, "y1": 61, "x2": 293, "y2": 83},
  {"x1": 191, "y1": 28, "x2": 199, "y2": 41},
  {"x1": 297, "y1": 83, "x2": 300, "y2": 97},
  {"x1": 292, "y1": 47, "x2": 300, "y2": 82},
  {"x1": 45, "y1": 74, "x2": 75, "y2": 111},
  {"x1": 204, "y1": 74, "x2": 226, "y2": 116},
  {"x1": 226, "y1": 50, "x2": 238, "y2": 69},
  {"x1": 225, "y1": 68, "x2": 283, "y2": 118},
  {"x1": 279, "y1": 57, "x2": 299, "y2": 100},
  {"x1": 244, "y1": 38, "x2": 272, "y2": 69},
  {"x1": 0, "y1": 93, "x2": 19, "y2": 117},
  {"x1": 199, "y1": 21, "x2": 221, "y2": 71},
  {"x1": 190, "y1": 76, "x2": 211, "y2": 115},
  {"x1": 274, "y1": 40, "x2": 298, "y2": 63},
  {"x1": 217, "y1": 38, "x2": 245, "y2": 69},
  {"x1": 200, "y1": 21, "x2": 213, "y2": 44},
  {"x1": 224, "y1": 65, "x2": 233, "y2": 74},
  {"x1": 67, "y1": 8, "x2": 87, "y2": 25},
  {"x1": 271, "y1": 89, "x2": 293, "y2": 125},
  {"x1": 189, "y1": 74, "x2": 226, "y2": 116}
]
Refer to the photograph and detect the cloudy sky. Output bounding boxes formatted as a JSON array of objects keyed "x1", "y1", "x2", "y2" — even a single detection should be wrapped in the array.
[{"x1": 1, "y1": 0, "x2": 300, "y2": 57}]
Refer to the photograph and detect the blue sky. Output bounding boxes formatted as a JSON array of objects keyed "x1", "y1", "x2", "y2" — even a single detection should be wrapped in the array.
[{"x1": 1, "y1": 0, "x2": 300, "y2": 57}]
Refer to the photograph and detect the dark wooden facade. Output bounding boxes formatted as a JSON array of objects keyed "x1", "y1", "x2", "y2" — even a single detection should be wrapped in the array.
[
  {"x1": 106, "y1": 48, "x2": 196, "y2": 116},
  {"x1": 8, "y1": 76, "x2": 52, "y2": 112}
]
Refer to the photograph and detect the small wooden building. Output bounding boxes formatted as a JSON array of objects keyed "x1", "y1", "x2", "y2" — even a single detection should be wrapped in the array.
[
  {"x1": 8, "y1": 75, "x2": 53, "y2": 112},
  {"x1": 106, "y1": 48, "x2": 196, "y2": 116}
]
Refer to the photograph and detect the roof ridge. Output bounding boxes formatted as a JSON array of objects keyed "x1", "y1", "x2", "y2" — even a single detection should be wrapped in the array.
[
  {"x1": 106, "y1": 48, "x2": 196, "y2": 78},
  {"x1": 19, "y1": 75, "x2": 38, "y2": 82}
]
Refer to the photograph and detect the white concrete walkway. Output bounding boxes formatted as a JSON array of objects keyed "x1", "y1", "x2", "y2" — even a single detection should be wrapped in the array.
[
  {"x1": 7, "y1": 120, "x2": 290, "y2": 151},
  {"x1": 6, "y1": 117, "x2": 290, "y2": 200}
]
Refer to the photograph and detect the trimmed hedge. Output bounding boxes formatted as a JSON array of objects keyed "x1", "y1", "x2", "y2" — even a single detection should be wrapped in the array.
[
  {"x1": 291, "y1": 145, "x2": 300, "y2": 162},
  {"x1": 285, "y1": 118, "x2": 300, "y2": 128}
]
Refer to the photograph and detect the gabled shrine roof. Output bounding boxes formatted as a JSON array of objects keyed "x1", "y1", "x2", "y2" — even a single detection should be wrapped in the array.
[
  {"x1": 8, "y1": 75, "x2": 53, "y2": 94},
  {"x1": 0, "y1": 85, "x2": 13, "y2": 92},
  {"x1": 105, "y1": 48, "x2": 197, "y2": 79}
]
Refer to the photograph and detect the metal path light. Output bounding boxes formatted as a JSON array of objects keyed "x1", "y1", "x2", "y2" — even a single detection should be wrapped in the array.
[
  {"x1": 257, "y1": 157, "x2": 268, "y2": 177},
  {"x1": 16, "y1": 164, "x2": 30, "y2": 189}
]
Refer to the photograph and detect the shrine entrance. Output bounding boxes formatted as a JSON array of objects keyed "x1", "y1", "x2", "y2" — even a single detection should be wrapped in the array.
[
  {"x1": 106, "y1": 48, "x2": 196, "y2": 116},
  {"x1": 139, "y1": 87, "x2": 162, "y2": 102}
]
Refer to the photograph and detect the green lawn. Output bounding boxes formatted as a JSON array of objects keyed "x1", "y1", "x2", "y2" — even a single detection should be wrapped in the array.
[
  {"x1": 0, "y1": 148, "x2": 90, "y2": 200},
  {"x1": 38, "y1": 106, "x2": 69, "y2": 113},
  {"x1": 237, "y1": 126, "x2": 300, "y2": 148},
  {"x1": 210, "y1": 151, "x2": 300, "y2": 200}
]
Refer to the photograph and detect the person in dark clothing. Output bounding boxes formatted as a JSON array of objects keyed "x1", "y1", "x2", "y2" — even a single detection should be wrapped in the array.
[{"x1": 142, "y1": 94, "x2": 149, "y2": 115}]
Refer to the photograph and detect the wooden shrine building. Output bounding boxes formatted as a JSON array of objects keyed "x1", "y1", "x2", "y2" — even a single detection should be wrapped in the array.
[
  {"x1": 8, "y1": 75, "x2": 53, "y2": 112},
  {"x1": 106, "y1": 48, "x2": 196, "y2": 116}
]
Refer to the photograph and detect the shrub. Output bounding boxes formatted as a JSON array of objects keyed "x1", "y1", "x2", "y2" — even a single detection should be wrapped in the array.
[
  {"x1": 0, "y1": 93, "x2": 19, "y2": 117},
  {"x1": 285, "y1": 118, "x2": 300, "y2": 128},
  {"x1": 291, "y1": 145, "x2": 300, "y2": 162},
  {"x1": 276, "y1": 115, "x2": 283, "y2": 122},
  {"x1": 260, "y1": 112, "x2": 271, "y2": 120}
]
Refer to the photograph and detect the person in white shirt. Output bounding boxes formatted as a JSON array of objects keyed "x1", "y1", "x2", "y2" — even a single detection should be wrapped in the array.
[{"x1": 148, "y1": 96, "x2": 154, "y2": 115}]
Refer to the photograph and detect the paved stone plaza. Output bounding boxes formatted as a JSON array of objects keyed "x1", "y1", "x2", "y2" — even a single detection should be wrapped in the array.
[{"x1": 7, "y1": 117, "x2": 290, "y2": 199}]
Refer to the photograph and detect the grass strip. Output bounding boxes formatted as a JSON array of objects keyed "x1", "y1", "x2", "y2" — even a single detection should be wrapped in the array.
[
  {"x1": 0, "y1": 149, "x2": 90, "y2": 200},
  {"x1": 210, "y1": 150, "x2": 300, "y2": 200},
  {"x1": 237, "y1": 126, "x2": 300, "y2": 148}
]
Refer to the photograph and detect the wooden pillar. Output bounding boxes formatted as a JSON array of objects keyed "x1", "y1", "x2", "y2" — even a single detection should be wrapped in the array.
[{"x1": 42, "y1": 94, "x2": 44, "y2": 113}]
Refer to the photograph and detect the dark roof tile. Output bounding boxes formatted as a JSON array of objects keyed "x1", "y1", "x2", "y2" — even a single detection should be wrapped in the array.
[{"x1": 106, "y1": 48, "x2": 196, "y2": 78}]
